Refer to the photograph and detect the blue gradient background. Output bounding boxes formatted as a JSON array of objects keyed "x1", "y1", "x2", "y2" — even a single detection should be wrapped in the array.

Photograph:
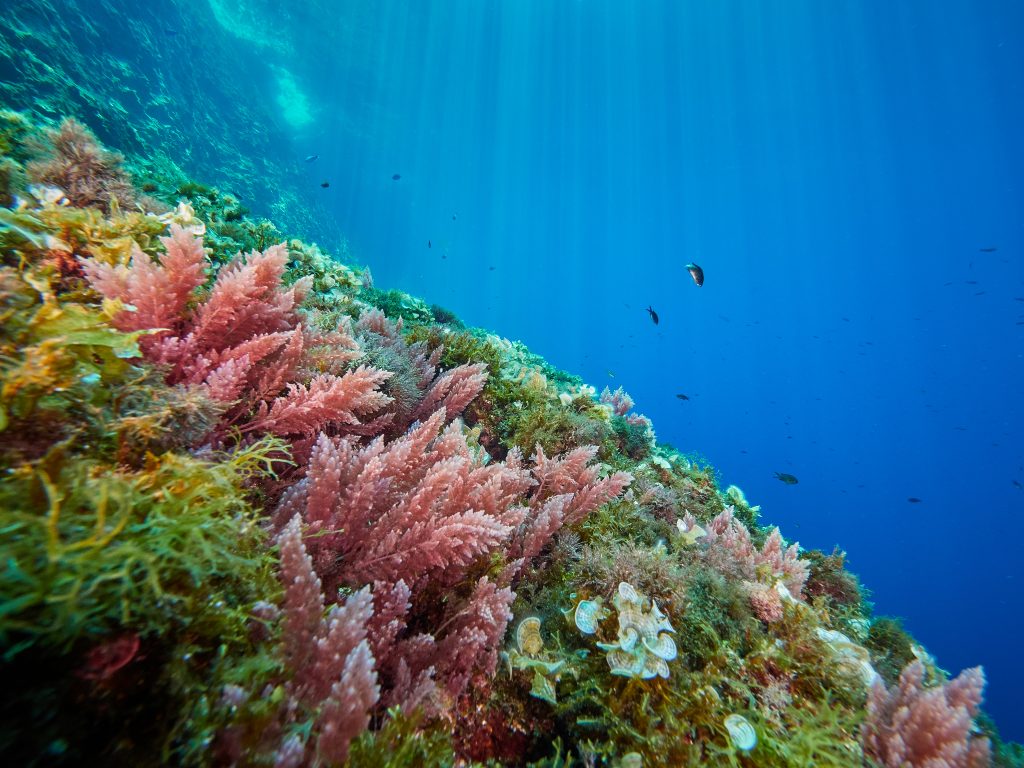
[{"x1": 277, "y1": 1, "x2": 1024, "y2": 738}]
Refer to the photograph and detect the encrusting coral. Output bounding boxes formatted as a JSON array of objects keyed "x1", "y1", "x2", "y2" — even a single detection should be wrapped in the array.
[{"x1": 0, "y1": 110, "x2": 1016, "y2": 768}]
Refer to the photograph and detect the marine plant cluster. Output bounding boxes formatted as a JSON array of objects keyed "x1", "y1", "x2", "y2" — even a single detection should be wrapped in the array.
[{"x1": 0, "y1": 111, "x2": 1018, "y2": 767}]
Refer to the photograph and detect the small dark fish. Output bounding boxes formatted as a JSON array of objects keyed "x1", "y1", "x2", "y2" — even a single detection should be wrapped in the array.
[
  {"x1": 965, "y1": 280, "x2": 979, "y2": 285},
  {"x1": 646, "y1": 306, "x2": 659, "y2": 325},
  {"x1": 428, "y1": 240, "x2": 432, "y2": 248},
  {"x1": 488, "y1": 266, "x2": 495, "y2": 271},
  {"x1": 305, "y1": 154, "x2": 318, "y2": 162},
  {"x1": 452, "y1": 213, "x2": 458, "y2": 220},
  {"x1": 392, "y1": 173, "x2": 401, "y2": 181},
  {"x1": 979, "y1": 247, "x2": 997, "y2": 252},
  {"x1": 907, "y1": 497, "x2": 923, "y2": 503},
  {"x1": 685, "y1": 262, "x2": 704, "y2": 287},
  {"x1": 774, "y1": 472, "x2": 799, "y2": 485},
  {"x1": 1013, "y1": 480, "x2": 1022, "y2": 490},
  {"x1": 974, "y1": 291, "x2": 986, "y2": 296},
  {"x1": 320, "y1": 181, "x2": 330, "y2": 188},
  {"x1": 1015, "y1": 297, "x2": 1024, "y2": 302},
  {"x1": 676, "y1": 394, "x2": 690, "y2": 401}
]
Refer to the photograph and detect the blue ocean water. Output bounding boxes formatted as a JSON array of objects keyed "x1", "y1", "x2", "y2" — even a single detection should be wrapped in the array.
[{"x1": 274, "y1": 1, "x2": 1023, "y2": 738}]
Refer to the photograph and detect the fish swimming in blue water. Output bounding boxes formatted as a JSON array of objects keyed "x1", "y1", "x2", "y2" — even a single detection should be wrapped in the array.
[
  {"x1": 685, "y1": 262, "x2": 704, "y2": 287},
  {"x1": 320, "y1": 181, "x2": 330, "y2": 188},
  {"x1": 774, "y1": 472, "x2": 799, "y2": 485},
  {"x1": 305, "y1": 154, "x2": 318, "y2": 162},
  {"x1": 392, "y1": 173, "x2": 401, "y2": 180},
  {"x1": 646, "y1": 306, "x2": 659, "y2": 325}
]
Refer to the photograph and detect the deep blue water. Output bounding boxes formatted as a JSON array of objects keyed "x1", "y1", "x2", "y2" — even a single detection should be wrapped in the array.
[{"x1": 270, "y1": 1, "x2": 1024, "y2": 738}]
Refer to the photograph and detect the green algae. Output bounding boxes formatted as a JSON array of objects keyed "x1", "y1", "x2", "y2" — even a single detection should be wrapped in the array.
[
  {"x1": 863, "y1": 616, "x2": 917, "y2": 687},
  {"x1": 346, "y1": 708, "x2": 456, "y2": 768},
  {"x1": 609, "y1": 413, "x2": 653, "y2": 461},
  {"x1": 0, "y1": 440, "x2": 283, "y2": 766}
]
